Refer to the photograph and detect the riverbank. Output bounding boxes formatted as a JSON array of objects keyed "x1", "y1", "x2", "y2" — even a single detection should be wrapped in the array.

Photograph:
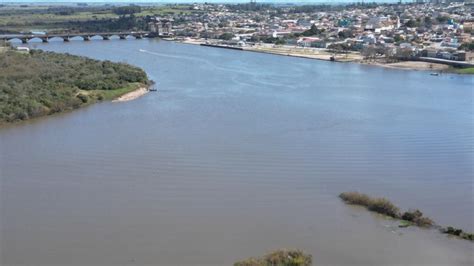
[
  {"x1": 363, "y1": 60, "x2": 451, "y2": 71},
  {"x1": 112, "y1": 85, "x2": 150, "y2": 102},
  {"x1": 0, "y1": 50, "x2": 150, "y2": 124},
  {"x1": 171, "y1": 37, "x2": 472, "y2": 73}
]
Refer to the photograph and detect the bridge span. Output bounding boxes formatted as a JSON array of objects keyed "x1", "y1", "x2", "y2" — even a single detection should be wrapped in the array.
[{"x1": 0, "y1": 31, "x2": 151, "y2": 43}]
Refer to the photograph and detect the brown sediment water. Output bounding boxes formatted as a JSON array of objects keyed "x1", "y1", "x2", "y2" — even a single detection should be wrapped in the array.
[{"x1": 1, "y1": 39, "x2": 473, "y2": 266}]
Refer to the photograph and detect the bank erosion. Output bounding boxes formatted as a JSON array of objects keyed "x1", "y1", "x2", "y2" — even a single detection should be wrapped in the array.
[{"x1": 0, "y1": 49, "x2": 150, "y2": 124}]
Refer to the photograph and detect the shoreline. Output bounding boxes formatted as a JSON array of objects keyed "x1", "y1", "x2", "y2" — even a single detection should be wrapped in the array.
[
  {"x1": 0, "y1": 83, "x2": 152, "y2": 128},
  {"x1": 171, "y1": 38, "x2": 471, "y2": 73},
  {"x1": 112, "y1": 86, "x2": 150, "y2": 102}
]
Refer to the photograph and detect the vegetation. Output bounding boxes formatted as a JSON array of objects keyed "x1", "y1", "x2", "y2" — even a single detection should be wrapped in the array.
[
  {"x1": 441, "y1": 227, "x2": 474, "y2": 241},
  {"x1": 339, "y1": 192, "x2": 400, "y2": 218},
  {"x1": 113, "y1": 5, "x2": 141, "y2": 16},
  {"x1": 458, "y1": 42, "x2": 474, "y2": 51},
  {"x1": 234, "y1": 249, "x2": 312, "y2": 266},
  {"x1": 0, "y1": 4, "x2": 190, "y2": 33},
  {"x1": 0, "y1": 50, "x2": 149, "y2": 123},
  {"x1": 339, "y1": 192, "x2": 474, "y2": 242},
  {"x1": 452, "y1": 67, "x2": 474, "y2": 75},
  {"x1": 401, "y1": 210, "x2": 434, "y2": 228},
  {"x1": 302, "y1": 24, "x2": 324, "y2": 37},
  {"x1": 339, "y1": 192, "x2": 433, "y2": 226},
  {"x1": 219, "y1": 32, "x2": 235, "y2": 41}
]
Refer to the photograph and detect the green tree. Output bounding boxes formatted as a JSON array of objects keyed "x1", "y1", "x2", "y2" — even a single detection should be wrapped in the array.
[
  {"x1": 302, "y1": 24, "x2": 323, "y2": 36},
  {"x1": 219, "y1": 32, "x2": 234, "y2": 40},
  {"x1": 458, "y1": 42, "x2": 474, "y2": 51},
  {"x1": 113, "y1": 5, "x2": 141, "y2": 15}
]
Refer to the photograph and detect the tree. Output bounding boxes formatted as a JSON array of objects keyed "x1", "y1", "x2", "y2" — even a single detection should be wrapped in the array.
[
  {"x1": 394, "y1": 35, "x2": 403, "y2": 43},
  {"x1": 424, "y1": 16, "x2": 432, "y2": 26},
  {"x1": 219, "y1": 32, "x2": 234, "y2": 40},
  {"x1": 302, "y1": 24, "x2": 323, "y2": 36},
  {"x1": 274, "y1": 38, "x2": 286, "y2": 45},
  {"x1": 405, "y1": 19, "x2": 417, "y2": 28},
  {"x1": 458, "y1": 42, "x2": 474, "y2": 51},
  {"x1": 113, "y1": 5, "x2": 141, "y2": 16},
  {"x1": 436, "y1": 16, "x2": 449, "y2": 23},
  {"x1": 338, "y1": 30, "x2": 353, "y2": 39}
]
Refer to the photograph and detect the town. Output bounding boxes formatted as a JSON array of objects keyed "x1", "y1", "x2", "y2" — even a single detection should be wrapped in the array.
[
  {"x1": 145, "y1": 0, "x2": 474, "y2": 70},
  {"x1": 1, "y1": 0, "x2": 473, "y2": 72}
]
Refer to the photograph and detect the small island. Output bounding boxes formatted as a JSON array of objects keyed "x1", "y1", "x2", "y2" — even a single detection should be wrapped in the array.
[
  {"x1": 234, "y1": 249, "x2": 312, "y2": 266},
  {"x1": 0, "y1": 46, "x2": 150, "y2": 124},
  {"x1": 339, "y1": 192, "x2": 474, "y2": 241}
]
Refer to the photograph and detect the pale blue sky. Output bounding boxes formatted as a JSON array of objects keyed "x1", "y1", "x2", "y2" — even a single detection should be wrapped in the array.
[{"x1": 1, "y1": 0, "x2": 402, "y2": 3}]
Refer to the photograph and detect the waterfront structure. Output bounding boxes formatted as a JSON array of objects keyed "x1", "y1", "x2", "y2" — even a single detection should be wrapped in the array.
[{"x1": 1, "y1": 32, "x2": 150, "y2": 43}]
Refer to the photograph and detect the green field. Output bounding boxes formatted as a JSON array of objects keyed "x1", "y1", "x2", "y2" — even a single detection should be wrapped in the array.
[{"x1": 0, "y1": 4, "x2": 192, "y2": 33}]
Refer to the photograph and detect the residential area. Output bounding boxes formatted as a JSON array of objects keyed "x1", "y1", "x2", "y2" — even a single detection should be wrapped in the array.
[{"x1": 147, "y1": 1, "x2": 474, "y2": 67}]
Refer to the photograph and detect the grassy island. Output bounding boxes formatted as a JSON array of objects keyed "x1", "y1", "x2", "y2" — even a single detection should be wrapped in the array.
[
  {"x1": 339, "y1": 192, "x2": 473, "y2": 242},
  {"x1": 339, "y1": 192, "x2": 403, "y2": 220},
  {"x1": 234, "y1": 249, "x2": 312, "y2": 266},
  {"x1": 339, "y1": 192, "x2": 434, "y2": 227},
  {"x1": 0, "y1": 49, "x2": 149, "y2": 124}
]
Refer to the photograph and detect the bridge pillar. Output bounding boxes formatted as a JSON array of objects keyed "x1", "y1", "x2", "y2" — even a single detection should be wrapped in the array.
[
  {"x1": 119, "y1": 35, "x2": 127, "y2": 40},
  {"x1": 21, "y1": 38, "x2": 28, "y2": 44},
  {"x1": 135, "y1": 34, "x2": 143, "y2": 39},
  {"x1": 83, "y1": 35, "x2": 90, "y2": 41},
  {"x1": 41, "y1": 37, "x2": 48, "y2": 43},
  {"x1": 103, "y1": 35, "x2": 110, "y2": 40},
  {"x1": 63, "y1": 36, "x2": 70, "y2": 42}
]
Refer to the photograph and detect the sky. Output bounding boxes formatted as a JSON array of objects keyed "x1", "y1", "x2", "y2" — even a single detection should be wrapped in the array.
[{"x1": 1, "y1": 0, "x2": 403, "y2": 3}]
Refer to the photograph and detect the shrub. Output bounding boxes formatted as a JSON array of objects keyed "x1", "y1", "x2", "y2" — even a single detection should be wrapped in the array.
[
  {"x1": 367, "y1": 198, "x2": 400, "y2": 218},
  {"x1": 441, "y1": 226, "x2": 474, "y2": 241},
  {"x1": 76, "y1": 93, "x2": 89, "y2": 103},
  {"x1": 234, "y1": 249, "x2": 312, "y2": 266},
  {"x1": 339, "y1": 192, "x2": 372, "y2": 206},
  {"x1": 401, "y1": 209, "x2": 423, "y2": 221},
  {"x1": 461, "y1": 233, "x2": 474, "y2": 241},
  {"x1": 413, "y1": 216, "x2": 434, "y2": 228},
  {"x1": 339, "y1": 192, "x2": 400, "y2": 218},
  {"x1": 401, "y1": 209, "x2": 433, "y2": 228},
  {"x1": 443, "y1": 227, "x2": 463, "y2": 236}
]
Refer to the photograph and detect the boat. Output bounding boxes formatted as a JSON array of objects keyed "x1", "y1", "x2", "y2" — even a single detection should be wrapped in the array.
[
  {"x1": 430, "y1": 73, "x2": 439, "y2": 76},
  {"x1": 149, "y1": 88, "x2": 157, "y2": 92}
]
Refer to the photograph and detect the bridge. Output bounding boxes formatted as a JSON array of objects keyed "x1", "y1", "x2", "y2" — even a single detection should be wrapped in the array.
[{"x1": 0, "y1": 31, "x2": 151, "y2": 43}]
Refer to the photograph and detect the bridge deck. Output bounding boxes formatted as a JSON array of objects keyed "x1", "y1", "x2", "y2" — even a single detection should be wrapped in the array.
[{"x1": 1, "y1": 31, "x2": 150, "y2": 41}]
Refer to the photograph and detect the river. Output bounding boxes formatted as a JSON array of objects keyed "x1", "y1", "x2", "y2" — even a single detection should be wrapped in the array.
[{"x1": 1, "y1": 39, "x2": 473, "y2": 265}]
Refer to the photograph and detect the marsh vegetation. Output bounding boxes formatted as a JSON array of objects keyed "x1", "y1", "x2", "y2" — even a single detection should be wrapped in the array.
[
  {"x1": 234, "y1": 249, "x2": 312, "y2": 266},
  {"x1": 340, "y1": 192, "x2": 473, "y2": 241}
]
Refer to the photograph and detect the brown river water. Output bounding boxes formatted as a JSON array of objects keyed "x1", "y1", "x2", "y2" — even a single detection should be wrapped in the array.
[{"x1": 1, "y1": 38, "x2": 473, "y2": 265}]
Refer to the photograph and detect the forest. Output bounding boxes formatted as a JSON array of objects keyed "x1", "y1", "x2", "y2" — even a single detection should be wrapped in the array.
[{"x1": 0, "y1": 49, "x2": 149, "y2": 123}]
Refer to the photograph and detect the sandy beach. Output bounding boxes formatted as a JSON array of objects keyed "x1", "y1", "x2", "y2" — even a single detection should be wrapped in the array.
[
  {"x1": 113, "y1": 86, "x2": 149, "y2": 102},
  {"x1": 364, "y1": 61, "x2": 450, "y2": 71}
]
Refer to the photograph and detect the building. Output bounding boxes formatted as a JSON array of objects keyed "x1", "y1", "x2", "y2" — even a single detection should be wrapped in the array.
[{"x1": 149, "y1": 19, "x2": 174, "y2": 36}]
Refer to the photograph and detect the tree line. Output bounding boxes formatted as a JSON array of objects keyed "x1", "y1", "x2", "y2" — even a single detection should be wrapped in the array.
[{"x1": 0, "y1": 50, "x2": 149, "y2": 123}]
